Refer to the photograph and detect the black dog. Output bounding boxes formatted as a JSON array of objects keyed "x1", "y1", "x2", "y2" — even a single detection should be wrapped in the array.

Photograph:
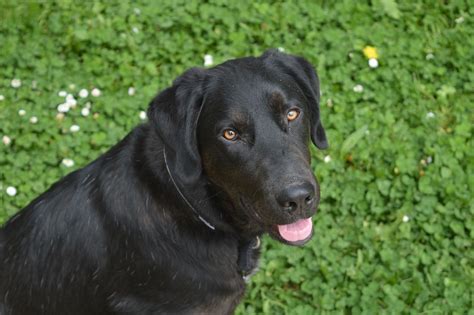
[{"x1": 0, "y1": 50, "x2": 328, "y2": 314}]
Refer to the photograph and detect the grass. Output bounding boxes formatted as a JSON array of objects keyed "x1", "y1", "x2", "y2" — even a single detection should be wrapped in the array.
[{"x1": 0, "y1": 1, "x2": 473, "y2": 314}]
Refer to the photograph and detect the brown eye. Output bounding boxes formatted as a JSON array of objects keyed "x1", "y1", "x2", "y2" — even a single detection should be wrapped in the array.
[
  {"x1": 223, "y1": 129, "x2": 238, "y2": 141},
  {"x1": 287, "y1": 109, "x2": 300, "y2": 121}
]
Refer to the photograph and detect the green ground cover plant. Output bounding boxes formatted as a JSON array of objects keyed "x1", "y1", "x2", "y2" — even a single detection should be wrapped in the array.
[{"x1": 0, "y1": 1, "x2": 472, "y2": 313}]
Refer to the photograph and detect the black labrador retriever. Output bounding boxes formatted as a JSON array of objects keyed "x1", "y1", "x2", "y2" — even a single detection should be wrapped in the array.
[{"x1": 0, "y1": 50, "x2": 328, "y2": 314}]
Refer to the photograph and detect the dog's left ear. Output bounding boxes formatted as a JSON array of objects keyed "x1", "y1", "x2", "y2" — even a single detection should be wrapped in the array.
[
  {"x1": 296, "y1": 57, "x2": 329, "y2": 150},
  {"x1": 264, "y1": 50, "x2": 328, "y2": 149}
]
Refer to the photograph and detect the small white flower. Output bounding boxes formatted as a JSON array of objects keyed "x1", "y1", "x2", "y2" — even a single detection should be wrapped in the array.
[
  {"x1": 426, "y1": 156, "x2": 433, "y2": 164},
  {"x1": 402, "y1": 215, "x2": 410, "y2": 223},
  {"x1": 132, "y1": 27, "x2": 139, "y2": 34},
  {"x1": 66, "y1": 98, "x2": 77, "y2": 107},
  {"x1": 62, "y1": 158, "x2": 75, "y2": 168},
  {"x1": 204, "y1": 54, "x2": 214, "y2": 67},
  {"x1": 426, "y1": 112, "x2": 435, "y2": 118},
  {"x1": 69, "y1": 84, "x2": 76, "y2": 90},
  {"x1": 6, "y1": 186, "x2": 17, "y2": 196},
  {"x1": 2, "y1": 135, "x2": 11, "y2": 145},
  {"x1": 139, "y1": 111, "x2": 147, "y2": 120},
  {"x1": 134, "y1": 8, "x2": 141, "y2": 15},
  {"x1": 426, "y1": 53, "x2": 434, "y2": 60},
  {"x1": 18, "y1": 109, "x2": 26, "y2": 116},
  {"x1": 128, "y1": 87, "x2": 136, "y2": 96},
  {"x1": 455, "y1": 16, "x2": 464, "y2": 24},
  {"x1": 323, "y1": 155, "x2": 331, "y2": 163},
  {"x1": 79, "y1": 89, "x2": 89, "y2": 98},
  {"x1": 81, "y1": 107, "x2": 90, "y2": 117},
  {"x1": 30, "y1": 116, "x2": 38, "y2": 124},
  {"x1": 0, "y1": 95, "x2": 4, "y2": 101},
  {"x1": 57, "y1": 103, "x2": 70, "y2": 113},
  {"x1": 70, "y1": 125, "x2": 80, "y2": 132},
  {"x1": 353, "y1": 84, "x2": 364, "y2": 93},
  {"x1": 58, "y1": 91, "x2": 67, "y2": 97},
  {"x1": 368, "y1": 58, "x2": 379, "y2": 68},
  {"x1": 91, "y1": 88, "x2": 101, "y2": 97},
  {"x1": 11, "y1": 79, "x2": 21, "y2": 88},
  {"x1": 277, "y1": 47, "x2": 285, "y2": 52}
]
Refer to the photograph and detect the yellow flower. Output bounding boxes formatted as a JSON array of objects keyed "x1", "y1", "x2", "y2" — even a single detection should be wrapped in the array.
[{"x1": 363, "y1": 46, "x2": 378, "y2": 59}]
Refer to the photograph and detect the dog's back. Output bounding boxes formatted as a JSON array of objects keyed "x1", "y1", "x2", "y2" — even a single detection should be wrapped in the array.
[{"x1": 0, "y1": 167, "x2": 111, "y2": 314}]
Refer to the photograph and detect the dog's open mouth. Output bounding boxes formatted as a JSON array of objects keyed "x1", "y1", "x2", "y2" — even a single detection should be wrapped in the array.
[
  {"x1": 276, "y1": 218, "x2": 313, "y2": 244},
  {"x1": 237, "y1": 196, "x2": 315, "y2": 246},
  {"x1": 277, "y1": 218, "x2": 313, "y2": 243}
]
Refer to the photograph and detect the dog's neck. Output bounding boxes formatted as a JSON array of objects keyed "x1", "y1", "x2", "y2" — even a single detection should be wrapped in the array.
[
  {"x1": 163, "y1": 147, "x2": 216, "y2": 230},
  {"x1": 161, "y1": 143, "x2": 261, "y2": 278}
]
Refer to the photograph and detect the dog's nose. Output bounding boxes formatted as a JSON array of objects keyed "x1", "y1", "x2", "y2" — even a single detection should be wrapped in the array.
[{"x1": 277, "y1": 183, "x2": 315, "y2": 213}]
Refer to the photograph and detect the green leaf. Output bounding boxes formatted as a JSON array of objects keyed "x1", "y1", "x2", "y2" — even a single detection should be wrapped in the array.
[
  {"x1": 340, "y1": 125, "x2": 368, "y2": 156},
  {"x1": 380, "y1": 0, "x2": 401, "y2": 19}
]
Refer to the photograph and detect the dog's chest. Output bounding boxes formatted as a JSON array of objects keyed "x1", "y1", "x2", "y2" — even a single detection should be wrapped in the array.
[
  {"x1": 109, "y1": 239, "x2": 250, "y2": 314},
  {"x1": 110, "y1": 263, "x2": 246, "y2": 314}
]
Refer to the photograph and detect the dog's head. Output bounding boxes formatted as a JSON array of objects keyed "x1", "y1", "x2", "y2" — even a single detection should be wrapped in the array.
[{"x1": 148, "y1": 50, "x2": 328, "y2": 246}]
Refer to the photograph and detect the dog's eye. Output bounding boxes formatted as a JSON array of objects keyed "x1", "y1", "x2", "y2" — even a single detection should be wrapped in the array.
[
  {"x1": 287, "y1": 109, "x2": 300, "y2": 122},
  {"x1": 223, "y1": 129, "x2": 239, "y2": 141}
]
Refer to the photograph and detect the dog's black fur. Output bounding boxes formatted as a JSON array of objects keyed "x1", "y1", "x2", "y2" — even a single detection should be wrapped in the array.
[{"x1": 0, "y1": 50, "x2": 327, "y2": 314}]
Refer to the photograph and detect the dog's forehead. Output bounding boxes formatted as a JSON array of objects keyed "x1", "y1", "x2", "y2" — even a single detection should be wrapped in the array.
[{"x1": 205, "y1": 65, "x2": 303, "y2": 116}]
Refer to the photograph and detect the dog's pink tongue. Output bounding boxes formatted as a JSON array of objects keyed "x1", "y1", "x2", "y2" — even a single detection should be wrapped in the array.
[{"x1": 277, "y1": 218, "x2": 313, "y2": 242}]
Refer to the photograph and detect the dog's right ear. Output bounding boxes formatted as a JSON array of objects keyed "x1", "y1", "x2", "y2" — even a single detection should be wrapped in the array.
[
  {"x1": 147, "y1": 68, "x2": 207, "y2": 186},
  {"x1": 147, "y1": 69, "x2": 235, "y2": 233}
]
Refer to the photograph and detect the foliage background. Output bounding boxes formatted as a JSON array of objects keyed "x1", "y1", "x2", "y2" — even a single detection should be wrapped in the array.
[{"x1": 0, "y1": 0, "x2": 472, "y2": 314}]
